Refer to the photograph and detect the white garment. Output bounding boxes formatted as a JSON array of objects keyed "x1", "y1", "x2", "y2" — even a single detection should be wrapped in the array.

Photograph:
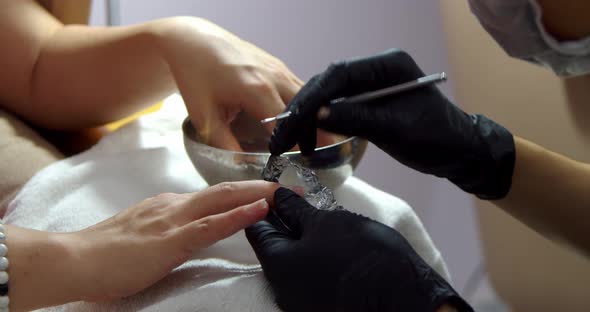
[
  {"x1": 5, "y1": 94, "x2": 450, "y2": 311},
  {"x1": 468, "y1": 0, "x2": 590, "y2": 76}
]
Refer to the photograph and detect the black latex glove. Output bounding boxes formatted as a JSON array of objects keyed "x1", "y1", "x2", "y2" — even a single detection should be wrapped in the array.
[
  {"x1": 270, "y1": 49, "x2": 515, "y2": 200},
  {"x1": 246, "y1": 187, "x2": 473, "y2": 312}
]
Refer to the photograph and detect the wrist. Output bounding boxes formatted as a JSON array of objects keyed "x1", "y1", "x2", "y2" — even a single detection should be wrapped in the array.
[
  {"x1": 6, "y1": 225, "x2": 84, "y2": 311},
  {"x1": 450, "y1": 114, "x2": 515, "y2": 200}
]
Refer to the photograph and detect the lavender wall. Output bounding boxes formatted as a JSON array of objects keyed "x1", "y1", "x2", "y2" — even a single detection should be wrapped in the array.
[{"x1": 90, "y1": 0, "x2": 481, "y2": 293}]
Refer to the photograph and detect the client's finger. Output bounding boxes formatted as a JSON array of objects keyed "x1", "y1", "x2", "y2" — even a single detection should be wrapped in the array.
[
  {"x1": 177, "y1": 198, "x2": 270, "y2": 251},
  {"x1": 186, "y1": 181, "x2": 279, "y2": 220},
  {"x1": 186, "y1": 94, "x2": 243, "y2": 151},
  {"x1": 243, "y1": 81, "x2": 287, "y2": 134},
  {"x1": 290, "y1": 72, "x2": 305, "y2": 87},
  {"x1": 275, "y1": 75, "x2": 301, "y2": 105},
  {"x1": 206, "y1": 124, "x2": 243, "y2": 152}
]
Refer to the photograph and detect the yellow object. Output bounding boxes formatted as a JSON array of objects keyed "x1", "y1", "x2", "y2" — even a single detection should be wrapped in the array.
[
  {"x1": 105, "y1": 102, "x2": 163, "y2": 131},
  {"x1": 38, "y1": 0, "x2": 91, "y2": 25}
]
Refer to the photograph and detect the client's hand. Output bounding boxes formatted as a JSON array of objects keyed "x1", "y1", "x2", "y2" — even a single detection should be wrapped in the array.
[
  {"x1": 246, "y1": 188, "x2": 473, "y2": 312},
  {"x1": 6, "y1": 181, "x2": 279, "y2": 311},
  {"x1": 158, "y1": 17, "x2": 304, "y2": 151}
]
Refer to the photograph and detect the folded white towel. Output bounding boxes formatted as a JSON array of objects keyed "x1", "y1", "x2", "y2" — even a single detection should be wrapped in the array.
[{"x1": 5, "y1": 94, "x2": 450, "y2": 311}]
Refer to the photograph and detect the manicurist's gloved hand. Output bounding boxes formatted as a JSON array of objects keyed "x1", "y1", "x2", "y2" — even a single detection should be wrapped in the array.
[
  {"x1": 246, "y1": 188, "x2": 473, "y2": 312},
  {"x1": 269, "y1": 49, "x2": 515, "y2": 199}
]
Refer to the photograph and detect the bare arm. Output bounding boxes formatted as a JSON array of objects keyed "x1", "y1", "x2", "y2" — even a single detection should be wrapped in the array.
[
  {"x1": 481, "y1": 0, "x2": 590, "y2": 255},
  {"x1": 0, "y1": 0, "x2": 175, "y2": 129},
  {"x1": 536, "y1": 0, "x2": 590, "y2": 41},
  {"x1": 0, "y1": 0, "x2": 302, "y2": 151},
  {"x1": 493, "y1": 136, "x2": 590, "y2": 256}
]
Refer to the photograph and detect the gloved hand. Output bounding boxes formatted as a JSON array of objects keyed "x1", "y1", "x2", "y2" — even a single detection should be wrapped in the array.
[
  {"x1": 269, "y1": 49, "x2": 515, "y2": 199},
  {"x1": 246, "y1": 188, "x2": 473, "y2": 312}
]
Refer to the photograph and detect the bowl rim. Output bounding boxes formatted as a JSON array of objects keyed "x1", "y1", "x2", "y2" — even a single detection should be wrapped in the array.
[{"x1": 182, "y1": 117, "x2": 359, "y2": 156}]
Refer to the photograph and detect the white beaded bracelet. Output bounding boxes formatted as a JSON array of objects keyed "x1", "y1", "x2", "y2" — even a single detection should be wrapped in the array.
[{"x1": 0, "y1": 221, "x2": 9, "y2": 312}]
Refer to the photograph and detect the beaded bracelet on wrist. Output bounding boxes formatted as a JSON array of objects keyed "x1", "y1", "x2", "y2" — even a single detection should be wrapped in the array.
[{"x1": 0, "y1": 221, "x2": 9, "y2": 311}]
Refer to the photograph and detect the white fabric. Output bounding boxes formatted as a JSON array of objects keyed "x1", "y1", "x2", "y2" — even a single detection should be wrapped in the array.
[
  {"x1": 5, "y1": 94, "x2": 450, "y2": 311},
  {"x1": 468, "y1": 0, "x2": 590, "y2": 76}
]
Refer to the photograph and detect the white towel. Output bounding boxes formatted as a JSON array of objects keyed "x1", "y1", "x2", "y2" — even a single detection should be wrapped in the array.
[{"x1": 5, "y1": 94, "x2": 450, "y2": 311}]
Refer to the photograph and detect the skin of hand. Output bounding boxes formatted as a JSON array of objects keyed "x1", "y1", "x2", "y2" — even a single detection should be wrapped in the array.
[
  {"x1": 494, "y1": 137, "x2": 590, "y2": 256},
  {"x1": 153, "y1": 17, "x2": 305, "y2": 150},
  {"x1": 0, "y1": 0, "x2": 306, "y2": 151},
  {"x1": 6, "y1": 181, "x2": 280, "y2": 311}
]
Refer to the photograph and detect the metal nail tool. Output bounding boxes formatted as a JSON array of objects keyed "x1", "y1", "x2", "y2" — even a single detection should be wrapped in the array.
[{"x1": 260, "y1": 72, "x2": 447, "y2": 124}]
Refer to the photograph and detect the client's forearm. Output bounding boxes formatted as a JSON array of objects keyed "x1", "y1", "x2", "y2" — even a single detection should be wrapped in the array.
[
  {"x1": 493, "y1": 136, "x2": 590, "y2": 256},
  {"x1": 23, "y1": 16, "x2": 251, "y2": 130},
  {"x1": 24, "y1": 20, "x2": 180, "y2": 129},
  {"x1": 5, "y1": 225, "x2": 81, "y2": 311},
  {"x1": 1, "y1": 0, "x2": 184, "y2": 129},
  {"x1": 3, "y1": 3, "x2": 230, "y2": 130}
]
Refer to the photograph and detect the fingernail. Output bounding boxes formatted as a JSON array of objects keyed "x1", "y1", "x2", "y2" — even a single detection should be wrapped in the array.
[
  {"x1": 317, "y1": 107, "x2": 331, "y2": 120},
  {"x1": 249, "y1": 198, "x2": 269, "y2": 214}
]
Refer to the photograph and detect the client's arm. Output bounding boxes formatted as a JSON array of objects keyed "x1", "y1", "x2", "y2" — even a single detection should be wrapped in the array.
[
  {"x1": 6, "y1": 181, "x2": 278, "y2": 311},
  {"x1": 493, "y1": 137, "x2": 590, "y2": 256},
  {"x1": 0, "y1": 0, "x2": 302, "y2": 150}
]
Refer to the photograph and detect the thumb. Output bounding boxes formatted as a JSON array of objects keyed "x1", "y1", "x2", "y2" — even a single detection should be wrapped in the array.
[
  {"x1": 317, "y1": 100, "x2": 377, "y2": 139},
  {"x1": 273, "y1": 187, "x2": 317, "y2": 235},
  {"x1": 245, "y1": 219, "x2": 292, "y2": 258}
]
